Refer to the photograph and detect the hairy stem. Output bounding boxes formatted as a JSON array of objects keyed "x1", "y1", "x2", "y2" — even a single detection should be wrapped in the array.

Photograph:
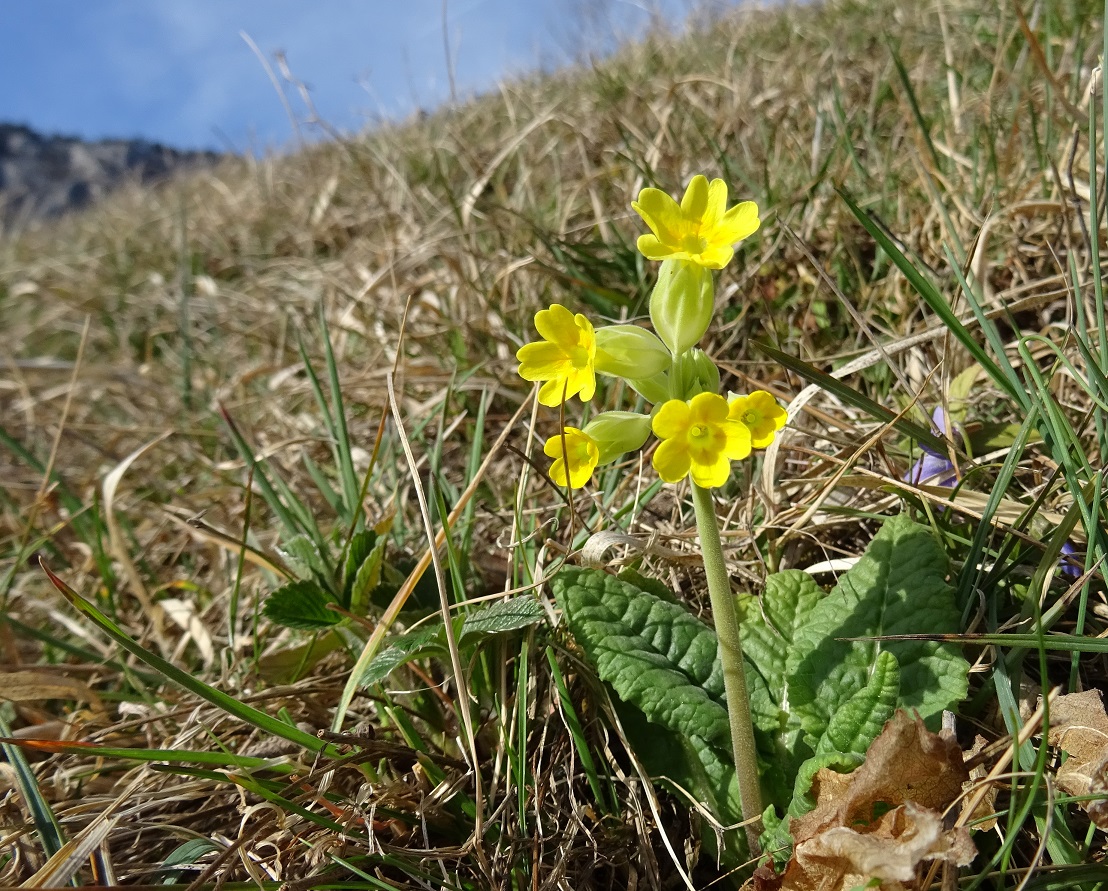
[{"x1": 691, "y1": 482, "x2": 763, "y2": 856}]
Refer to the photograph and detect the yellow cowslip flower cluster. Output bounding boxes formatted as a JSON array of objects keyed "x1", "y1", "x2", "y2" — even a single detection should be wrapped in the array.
[{"x1": 516, "y1": 175, "x2": 785, "y2": 490}]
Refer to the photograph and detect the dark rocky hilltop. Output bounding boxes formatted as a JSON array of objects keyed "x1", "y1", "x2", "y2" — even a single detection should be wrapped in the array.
[{"x1": 0, "y1": 123, "x2": 222, "y2": 224}]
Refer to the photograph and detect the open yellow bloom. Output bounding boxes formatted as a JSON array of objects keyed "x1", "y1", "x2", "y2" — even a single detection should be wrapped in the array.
[
  {"x1": 516, "y1": 304, "x2": 596, "y2": 406},
  {"x1": 632, "y1": 175, "x2": 760, "y2": 270},
  {"x1": 544, "y1": 426, "x2": 600, "y2": 489},
  {"x1": 652, "y1": 392, "x2": 752, "y2": 488},
  {"x1": 728, "y1": 390, "x2": 787, "y2": 448}
]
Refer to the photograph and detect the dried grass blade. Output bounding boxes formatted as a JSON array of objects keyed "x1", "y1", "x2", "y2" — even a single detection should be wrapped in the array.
[
  {"x1": 101, "y1": 432, "x2": 173, "y2": 646},
  {"x1": 331, "y1": 390, "x2": 533, "y2": 731}
]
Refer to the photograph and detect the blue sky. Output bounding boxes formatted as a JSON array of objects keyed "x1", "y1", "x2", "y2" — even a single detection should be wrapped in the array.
[{"x1": 3, "y1": 1, "x2": 728, "y2": 154}]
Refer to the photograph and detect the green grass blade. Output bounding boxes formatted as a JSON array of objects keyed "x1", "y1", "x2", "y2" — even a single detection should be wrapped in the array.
[
  {"x1": 545, "y1": 645, "x2": 608, "y2": 813},
  {"x1": 0, "y1": 712, "x2": 66, "y2": 858},
  {"x1": 0, "y1": 737, "x2": 291, "y2": 771},
  {"x1": 41, "y1": 560, "x2": 333, "y2": 757},
  {"x1": 218, "y1": 405, "x2": 309, "y2": 541},
  {"x1": 837, "y1": 190, "x2": 1025, "y2": 406},
  {"x1": 754, "y1": 342, "x2": 949, "y2": 453}
]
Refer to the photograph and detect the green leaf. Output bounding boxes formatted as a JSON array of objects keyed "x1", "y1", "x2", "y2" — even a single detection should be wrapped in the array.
[
  {"x1": 617, "y1": 566, "x2": 679, "y2": 603},
  {"x1": 554, "y1": 568, "x2": 740, "y2": 822},
  {"x1": 343, "y1": 530, "x2": 377, "y2": 594},
  {"x1": 345, "y1": 530, "x2": 386, "y2": 614},
  {"x1": 754, "y1": 343, "x2": 949, "y2": 454},
  {"x1": 737, "y1": 569, "x2": 825, "y2": 732},
  {"x1": 786, "y1": 515, "x2": 968, "y2": 744},
  {"x1": 279, "y1": 534, "x2": 330, "y2": 584},
  {"x1": 41, "y1": 562, "x2": 332, "y2": 757},
  {"x1": 264, "y1": 579, "x2": 340, "y2": 630},
  {"x1": 459, "y1": 597, "x2": 546, "y2": 639},
  {"x1": 355, "y1": 628, "x2": 445, "y2": 688},
  {"x1": 815, "y1": 650, "x2": 899, "y2": 756}
]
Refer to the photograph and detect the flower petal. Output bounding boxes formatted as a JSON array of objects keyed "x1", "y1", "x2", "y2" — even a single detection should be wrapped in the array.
[
  {"x1": 653, "y1": 437, "x2": 692, "y2": 483},
  {"x1": 695, "y1": 244, "x2": 734, "y2": 270},
  {"x1": 700, "y1": 178, "x2": 729, "y2": 231},
  {"x1": 569, "y1": 367, "x2": 596, "y2": 402},
  {"x1": 516, "y1": 341, "x2": 568, "y2": 380},
  {"x1": 636, "y1": 234, "x2": 679, "y2": 261},
  {"x1": 716, "y1": 201, "x2": 761, "y2": 245},
  {"x1": 632, "y1": 189, "x2": 683, "y2": 245},
  {"x1": 690, "y1": 391, "x2": 729, "y2": 425},
  {"x1": 680, "y1": 175, "x2": 710, "y2": 219},
  {"x1": 690, "y1": 452, "x2": 731, "y2": 488},
  {"x1": 652, "y1": 399, "x2": 692, "y2": 440},
  {"x1": 537, "y1": 377, "x2": 570, "y2": 406},
  {"x1": 723, "y1": 420, "x2": 753, "y2": 459},
  {"x1": 534, "y1": 304, "x2": 583, "y2": 351}
]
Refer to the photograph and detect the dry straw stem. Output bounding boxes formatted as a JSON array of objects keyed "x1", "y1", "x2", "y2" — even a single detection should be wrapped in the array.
[{"x1": 1, "y1": 0, "x2": 1105, "y2": 883}]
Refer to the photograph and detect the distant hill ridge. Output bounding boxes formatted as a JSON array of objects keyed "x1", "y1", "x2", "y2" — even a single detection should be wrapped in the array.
[{"x1": 0, "y1": 123, "x2": 222, "y2": 224}]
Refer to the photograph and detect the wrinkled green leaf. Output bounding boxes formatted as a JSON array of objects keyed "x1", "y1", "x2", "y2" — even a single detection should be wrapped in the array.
[
  {"x1": 347, "y1": 531, "x2": 387, "y2": 614},
  {"x1": 617, "y1": 566, "x2": 680, "y2": 603},
  {"x1": 786, "y1": 514, "x2": 967, "y2": 745},
  {"x1": 263, "y1": 579, "x2": 339, "y2": 630},
  {"x1": 737, "y1": 569, "x2": 824, "y2": 734},
  {"x1": 355, "y1": 628, "x2": 444, "y2": 688},
  {"x1": 342, "y1": 530, "x2": 377, "y2": 596},
  {"x1": 555, "y1": 568, "x2": 740, "y2": 822},
  {"x1": 815, "y1": 649, "x2": 899, "y2": 756},
  {"x1": 460, "y1": 597, "x2": 546, "y2": 639},
  {"x1": 279, "y1": 534, "x2": 330, "y2": 584}
]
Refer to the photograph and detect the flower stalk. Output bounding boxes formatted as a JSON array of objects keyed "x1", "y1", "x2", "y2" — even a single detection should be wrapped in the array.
[
  {"x1": 691, "y1": 482, "x2": 763, "y2": 856},
  {"x1": 516, "y1": 173, "x2": 780, "y2": 859}
]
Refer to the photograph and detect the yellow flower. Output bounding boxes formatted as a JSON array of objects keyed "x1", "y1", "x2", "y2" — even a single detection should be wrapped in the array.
[
  {"x1": 728, "y1": 390, "x2": 787, "y2": 448},
  {"x1": 632, "y1": 175, "x2": 760, "y2": 270},
  {"x1": 652, "y1": 392, "x2": 752, "y2": 488},
  {"x1": 516, "y1": 304, "x2": 597, "y2": 406},
  {"x1": 544, "y1": 427, "x2": 600, "y2": 489}
]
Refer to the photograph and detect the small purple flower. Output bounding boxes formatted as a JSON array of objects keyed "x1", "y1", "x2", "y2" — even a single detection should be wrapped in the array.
[
  {"x1": 906, "y1": 407, "x2": 958, "y2": 486},
  {"x1": 1059, "y1": 541, "x2": 1082, "y2": 580}
]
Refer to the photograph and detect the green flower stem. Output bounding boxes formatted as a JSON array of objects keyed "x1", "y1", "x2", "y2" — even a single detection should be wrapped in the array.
[{"x1": 691, "y1": 482, "x2": 763, "y2": 855}]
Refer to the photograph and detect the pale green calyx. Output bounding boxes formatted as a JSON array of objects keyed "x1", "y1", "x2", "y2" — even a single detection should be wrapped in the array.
[
  {"x1": 583, "y1": 411, "x2": 653, "y2": 464},
  {"x1": 650, "y1": 259, "x2": 714, "y2": 356},
  {"x1": 672, "y1": 348, "x2": 722, "y2": 400},
  {"x1": 594, "y1": 325, "x2": 672, "y2": 380},
  {"x1": 626, "y1": 372, "x2": 671, "y2": 405}
]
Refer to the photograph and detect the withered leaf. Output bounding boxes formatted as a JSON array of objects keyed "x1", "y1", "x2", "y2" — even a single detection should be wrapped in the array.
[
  {"x1": 793, "y1": 711, "x2": 969, "y2": 843},
  {"x1": 766, "y1": 711, "x2": 975, "y2": 891},
  {"x1": 1047, "y1": 689, "x2": 1108, "y2": 827}
]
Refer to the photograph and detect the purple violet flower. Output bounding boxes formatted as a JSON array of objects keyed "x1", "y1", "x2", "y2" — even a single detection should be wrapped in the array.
[
  {"x1": 1059, "y1": 541, "x2": 1082, "y2": 580},
  {"x1": 906, "y1": 406, "x2": 958, "y2": 486}
]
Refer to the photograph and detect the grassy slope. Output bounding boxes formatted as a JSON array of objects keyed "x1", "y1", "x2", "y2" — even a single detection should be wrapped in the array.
[{"x1": 1, "y1": 0, "x2": 1105, "y2": 886}]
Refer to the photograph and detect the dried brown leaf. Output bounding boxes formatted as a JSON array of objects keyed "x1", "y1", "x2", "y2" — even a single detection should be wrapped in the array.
[
  {"x1": 1047, "y1": 689, "x2": 1108, "y2": 826},
  {"x1": 765, "y1": 711, "x2": 975, "y2": 891},
  {"x1": 0, "y1": 670, "x2": 104, "y2": 715},
  {"x1": 793, "y1": 711, "x2": 969, "y2": 843}
]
